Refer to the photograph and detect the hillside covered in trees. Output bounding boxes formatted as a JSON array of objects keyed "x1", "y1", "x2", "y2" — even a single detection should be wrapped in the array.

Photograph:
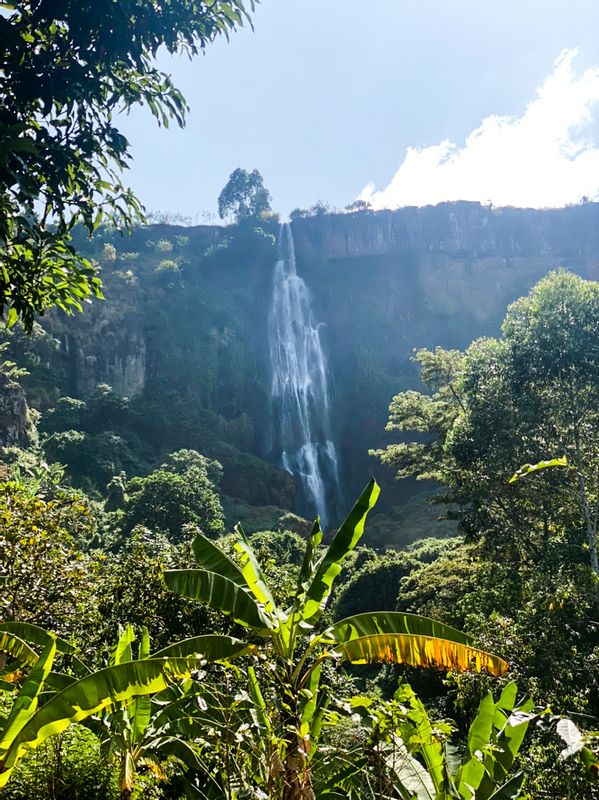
[{"x1": 1, "y1": 1, "x2": 598, "y2": 798}]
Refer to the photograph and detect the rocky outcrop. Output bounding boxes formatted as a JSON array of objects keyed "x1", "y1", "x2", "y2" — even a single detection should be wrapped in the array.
[
  {"x1": 292, "y1": 201, "x2": 599, "y2": 265},
  {"x1": 0, "y1": 375, "x2": 31, "y2": 447}
]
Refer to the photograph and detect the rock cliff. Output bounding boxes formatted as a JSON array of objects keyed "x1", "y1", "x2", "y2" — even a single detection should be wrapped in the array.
[{"x1": 10, "y1": 201, "x2": 599, "y2": 525}]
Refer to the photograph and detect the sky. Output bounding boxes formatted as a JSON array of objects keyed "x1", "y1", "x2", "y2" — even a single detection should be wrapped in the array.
[{"x1": 118, "y1": 0, "x2": 599, "y2": 220}]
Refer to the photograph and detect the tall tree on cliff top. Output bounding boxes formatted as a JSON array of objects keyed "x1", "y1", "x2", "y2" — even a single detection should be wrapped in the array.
[
  {"x1": 0, "y1": 0, "x2": 255, "y2": 330},
  {"x1": 218, "y1": 168, "x2": 272, "y2": 222}
]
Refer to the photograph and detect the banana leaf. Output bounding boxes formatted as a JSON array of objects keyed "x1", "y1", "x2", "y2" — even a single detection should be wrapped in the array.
[
  {"x1": 0, "y1": 656, "x2": 204, "y2": 787},
  {"x1": 234, "y1": 523, "x2": 277, "y2": 614},
  {"x1": 152, "y1": 635, "x2": 254, "y2": 661},
  {"x1": 302, "y1": 479, "x2": 380, "y2": 623},
  {"x1": 164, "y1": 568, "x2": 273, "y2": 631},
  {"x1": 329, "y1": 611, "x2": 475, "y2": 647},
  {"x1": 0, "y1": 622, "x2": 74, "y2": 655},
  {"x1": 331, "y1": 633, "x2": 508, "y2": 676}
]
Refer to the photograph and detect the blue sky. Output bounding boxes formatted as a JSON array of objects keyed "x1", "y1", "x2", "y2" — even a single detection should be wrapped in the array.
[{"x1": 118, "y1": 0, "x2": 599, "y2": 219}]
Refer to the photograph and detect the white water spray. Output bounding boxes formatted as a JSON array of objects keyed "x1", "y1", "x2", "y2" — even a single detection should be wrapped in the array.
[{"x1": 268, "y1": 223, "x2": 343, "y2": 528}]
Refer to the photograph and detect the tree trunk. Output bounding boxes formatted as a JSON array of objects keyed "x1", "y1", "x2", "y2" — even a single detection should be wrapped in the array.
[
  {"x1": 283, "y1": 741, "x2": 315, "y2": 800},
  {"x1": 574, "y1": 430, "x2": 599, "y2": 582}
]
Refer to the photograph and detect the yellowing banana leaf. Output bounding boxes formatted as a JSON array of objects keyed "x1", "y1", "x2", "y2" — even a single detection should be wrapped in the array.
[
  {"x1": 0, "y1": 622, "x2": 74, "y2": 655},
  {"x1": 0, "y1": 631, "x2": 38, "y2": 671},
  {"x1": 0, "y1": 656, "x2": 203, "y2": 787},
  {"x1": 164, "y1": 569, "x2": 273, "y2": 631},
  {"x1": 152, "y1": 635, "x2": 254, "y2": 661},
  {"x1": 329, "y1": 611, "x2": 474, "y2": 647},
  {"x1": 0, "y1": 639, "x2": 56, "y2": 771},
  {"x1": 302, "y1": 479, "x2": 380, "y2": 623},
  {"x1": 508, "y1": 456, "x2": 567, "y2": 483},
  {"x1": 234, "y1": 523, "x2": 277, "y2": 614},
  {"x1": 332, "y1": 633, "x2": 508, "y2": 677},
  {"x1": 192, "y1": 532, "x2": 248, "y2": 587}
]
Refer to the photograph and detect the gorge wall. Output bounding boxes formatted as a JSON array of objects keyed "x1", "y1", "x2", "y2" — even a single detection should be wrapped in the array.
[{"x1": 17, "y1": 201, "x2": 599, "y2": 537}]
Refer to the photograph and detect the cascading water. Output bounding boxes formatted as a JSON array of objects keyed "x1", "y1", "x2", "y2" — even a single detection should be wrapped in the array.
[{"x1": 268, "y1": 223, "x2": 343, "y2": 528}]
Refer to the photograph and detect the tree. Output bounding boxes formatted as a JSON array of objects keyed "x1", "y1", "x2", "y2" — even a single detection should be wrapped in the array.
[
  {"x1": 374, "y1": 272, "x2": 599, "y2": 579},
  {"x1": 121, "y1": 450, "x2": 224, "y2": 541},
  {"x1": 164, "y1": 480, "x2": 508, "y2": 800},
  {"x1": 0, "y1": 483, "x2": 98, "y2": 637},
  {"x1": 92, "y1": 625, "x2": 248, "y2": 800},
  {"x1": 217, "y1": 168, "x2": 272, "y2": 222},
  {"x1": 350, "y1": 681, "x2": 534, "y2": 800},
  {"x1": 0, "y1": 0, "x2": 254, "y2": 329}
]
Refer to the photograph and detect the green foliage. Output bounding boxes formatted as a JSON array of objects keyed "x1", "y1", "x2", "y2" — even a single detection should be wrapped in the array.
[
  {"x1": 217, "y1": 168, "x2": 272, "y2": 222},
  {"x1": 92, "y1": 529, "x2": 227, "y2": 660},
  {"x1": 332, "y1": 551, "x2": 419, "y2": 621},
  {"x1": 289, "y1": 201, "x2": 332, "y2": 220},
  {"x1": 164, "y1": 481, "x2": 508, "y2": 797},
  {"x1": 0, "y1": 639, "x2": 219, "y2": 788},
  {"x1": 1, "y1": 726, "x2": 115, "y2": 800},
  {"x1": 0, "y1": 484, "x2": 98, "y2": 636},
  {"x1": 375, "y1": 271, "x2": 599, "y2": 575},
  {"x1": 120, "y1": 450, "x2": 224, "y2": 542},
  {"x1": 0, "y1": 1, "x2": 254, "y2": 329}
]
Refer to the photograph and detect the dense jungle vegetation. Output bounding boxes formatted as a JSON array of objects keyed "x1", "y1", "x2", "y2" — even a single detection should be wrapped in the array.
[
  {"x1": 0, "y1": 268, "x2": 597, "y2": 799},
  {"x1": 0, "y1": 1, "x2": 598, "y2": 798}
]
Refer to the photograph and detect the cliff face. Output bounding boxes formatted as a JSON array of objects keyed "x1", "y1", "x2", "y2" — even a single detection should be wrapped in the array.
[
  {"x1": 19, "y1": 202, "x2": 599, "y2": 520},
  {"x1": 0, "y1": 375, "x2": 32, "y2": 447},
  {"x1": 293, "y1": 202, "x2": 599, "y2": 263},
  {"x1": 285, "y1": 204, "x2": 599, "y2": 503}
]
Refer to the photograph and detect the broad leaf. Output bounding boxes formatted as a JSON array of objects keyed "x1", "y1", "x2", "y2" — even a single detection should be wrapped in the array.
[
  {"x1": 164, "y1": 569, "x2": 273, "y2": 631},
  {"x1": 388, "y1": 736, "x2": 437, "y2": 800},
  {"x1": 111, "y1": 624, "x2": 135, "y2": 666},
  {"x1": 0, "y1": 640, "x2": 56, "y2": 764},
  {"x1": 329, "y1": 611, "x2": 474, "y2": 647},
  {"x1": 234, "y1": 524, "x2": 277, "y2": 614},
  {"x1": 295, "y1": 520, "x2": 323, "y2": 599},
  {"x1": 332, "y1": 633, "x2": 508, "y2": 676},
  {"x1": 247, "y1": 666, "x2": 271, "y2": 734},
  {"x1": 0, "y1": 632, "x2": 38, "y2": 670},
  {"x1": 152, "y1": 635, "x2": 253, "y2": 661},
  {"x1": 138, "y1": 627, "x2": 151, "y2": 661},
  {"x1": 487, "y1": 772, "x2": 527, "y2": 800},
  {"x1": 302, "y1": 479, "x2": 380, "y2": 622},
  {"x1": 468, "y1": 692, "x2": 495, "y2": 755},
  {"x1": 0, "y1": 656, "x2": 203, "y2": 787},
  {"x1": 0, "y1": 623, "x2": 74, "y2": 655},
  {"x1": 395, "y1": 684, "x2": 447, "y2": 795},
  {"x1": 557, "y1": 718, "x2": 584, "y2": 758},
  {"x1": 192, "y1": 532, "x2": 248, "y2": 587},
  {"x1": 508, "y1": 456, "x2": 567, "y2": 483}
]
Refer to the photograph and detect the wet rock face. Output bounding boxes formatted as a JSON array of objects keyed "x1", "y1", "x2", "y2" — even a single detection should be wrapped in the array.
[
  {"x1": 67, "y1": 328, "x2": 146, "y2": 398},
  {"x1": 0, "y1": 375, "x2": 31, "y2": 446}
]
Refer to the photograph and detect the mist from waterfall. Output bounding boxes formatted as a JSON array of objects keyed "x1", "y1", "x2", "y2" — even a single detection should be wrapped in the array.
[{"x1": 268, "y1": 223, "x2": 343, "y2": 528}]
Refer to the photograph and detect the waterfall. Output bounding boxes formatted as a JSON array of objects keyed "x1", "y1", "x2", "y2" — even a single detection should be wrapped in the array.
[{"x1": 268, "y1": 223, "x2": 343, "y2": 528}]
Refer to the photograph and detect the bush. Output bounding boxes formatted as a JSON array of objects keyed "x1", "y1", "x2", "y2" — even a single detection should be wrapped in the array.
[{"x1": 2, "y1": 725, "x2": 116, "y2": 800}]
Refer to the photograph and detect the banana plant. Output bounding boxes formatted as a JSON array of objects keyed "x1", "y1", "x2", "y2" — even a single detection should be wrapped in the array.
[
  {"x1": 0, "y1": 624, "x2": 251, "y2": 790},
  {"x1": 342, "y1": 681, "x2": 534, "y2": 800},
  {"x1": 0, "y1": 621, "x2": 74, "y2": 689},
  {"x1": 94, "y1": 624, "x2": 254, "y2": 800},
  {"x1": 164, "y1": 479, "x2": 509, "y2": 800}
]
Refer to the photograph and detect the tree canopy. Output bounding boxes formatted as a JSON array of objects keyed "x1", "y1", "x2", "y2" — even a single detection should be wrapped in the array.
[
  {"x1": 0, "y1": 0, "x2": 254, "y2": 329},
  {"x1": 217, "y1": 168, "x2": 272, "y2": 222},
  {"x1": 373, "y1": 271, "x2": 599, "y2": 578}
]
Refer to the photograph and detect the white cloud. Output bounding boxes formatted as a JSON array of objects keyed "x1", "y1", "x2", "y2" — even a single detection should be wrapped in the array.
[{"x1": 361, "y1": 49, "x2": 599, "y2": 209}]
